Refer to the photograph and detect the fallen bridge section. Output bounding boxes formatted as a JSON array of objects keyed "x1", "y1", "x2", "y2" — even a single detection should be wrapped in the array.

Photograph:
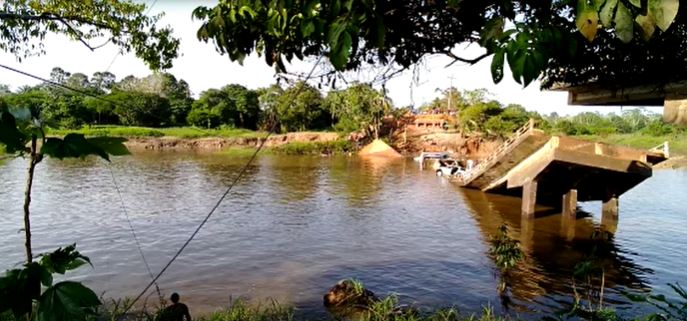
[{"x1": 457, "y1": 121, "x2": 669, "y2": 220}]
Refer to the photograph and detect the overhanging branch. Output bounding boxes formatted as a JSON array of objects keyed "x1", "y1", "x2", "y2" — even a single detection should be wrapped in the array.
[{"x1": 444, "y1": 51, "x2": 491, "y2": 67}]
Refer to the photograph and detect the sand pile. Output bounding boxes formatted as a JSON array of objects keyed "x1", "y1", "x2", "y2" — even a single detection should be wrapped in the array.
[{"x1": 358, "y1": 139, "x2": 403, "y2": 158}]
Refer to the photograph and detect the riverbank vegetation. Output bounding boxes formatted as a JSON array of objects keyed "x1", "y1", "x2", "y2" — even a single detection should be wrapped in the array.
[
  {"x1": 3, "y1": 74, "x2": 683, "y2": 155},
  {"x1": 0, "y1": 69, "x2": 389, "y2": 137}
]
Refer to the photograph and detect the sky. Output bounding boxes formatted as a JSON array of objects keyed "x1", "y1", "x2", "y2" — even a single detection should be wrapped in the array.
[{"x1": 0, "y1": 1, "x2": 661, "y2": 116}]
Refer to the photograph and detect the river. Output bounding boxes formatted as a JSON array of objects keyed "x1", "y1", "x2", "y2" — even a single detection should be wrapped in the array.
[{"x1": 1, "y1": 152, "x2": 686, "y2": 319}]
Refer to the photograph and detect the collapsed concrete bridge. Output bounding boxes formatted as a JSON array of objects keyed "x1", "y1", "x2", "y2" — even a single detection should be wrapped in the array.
[{"x1": 455, "y1": 120, "x2": 669, "y2": 221}]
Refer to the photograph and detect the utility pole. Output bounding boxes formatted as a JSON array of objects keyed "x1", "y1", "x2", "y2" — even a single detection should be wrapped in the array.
[{"x1": 447, "y1": 74, "x2": 455, "y2": 114}]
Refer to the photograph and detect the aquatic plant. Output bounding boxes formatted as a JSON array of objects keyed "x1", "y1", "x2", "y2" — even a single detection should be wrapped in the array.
[{"x1": 488, "y1": 224, "x2": 524, "y2": 301}]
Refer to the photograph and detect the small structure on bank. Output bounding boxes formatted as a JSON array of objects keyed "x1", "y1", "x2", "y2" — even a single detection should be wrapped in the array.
[{"x1": 358, "y1": 139, "x2": 403, "y2": 158}]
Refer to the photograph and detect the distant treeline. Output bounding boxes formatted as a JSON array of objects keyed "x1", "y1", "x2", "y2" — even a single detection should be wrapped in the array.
[
  {"x1": 0, "y1": 69, "x2": 679, "y2": 139},
  {"x1": 420, "y1": 88, "x2": 679, "y2": 138},
  {"x1": 0, "y1": 68, "x2": 391, "y2": 137}
]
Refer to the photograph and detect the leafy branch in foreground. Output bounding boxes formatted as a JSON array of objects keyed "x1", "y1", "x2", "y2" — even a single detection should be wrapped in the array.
[
  {"x1": 193, "y1": 0, "x2": 679, "y2": 88},
  {"x1": 0, "y1": 0, "x2": 180, "y2": 70},
  {"x1": 0, "y1": 245, "x2": 100, "y2": 321},
  {"x1": 0, "y1": 99, "x2": 128, "y2": 321}
]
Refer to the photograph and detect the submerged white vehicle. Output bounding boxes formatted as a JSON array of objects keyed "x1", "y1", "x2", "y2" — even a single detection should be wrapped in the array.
[{"x1": 435, "y1": 159, "x2": 464, "y2": 177}]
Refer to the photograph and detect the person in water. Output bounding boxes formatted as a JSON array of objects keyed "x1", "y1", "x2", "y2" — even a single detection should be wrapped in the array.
[{"x1": 159, "y1": 293, "x2": 192, "y2": 321}]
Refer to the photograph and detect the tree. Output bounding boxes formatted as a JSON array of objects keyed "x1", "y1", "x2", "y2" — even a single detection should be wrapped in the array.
[
  {"x1": 106, "y1": 91, "x2": 172, "y2": 127},
  {"x1": 187, "y1": 89, "x2": 229, "y2": 128},
  {"x1": 113, "y1": 73, "x2": 194, "y2": 125},
  {"x1": 90, "y1": 71, "x2": 117, "y2": 93},
  {"x1": 193, "y1": 1, "x2": 680, "y2": 88},
  {"x1": 1, "y1": 0, "x2": 180, "y2": 69},
  {"x1": 256, "y1": 84, "x2": 284, "y2": 130},
  {"x1": 275, "y1": 81, "x2": 329, "y2": 132},
  {"x1": 419, "y1": 87, "x2": 464, "y2": 113},
  {"x1": 222, "y1": 84, "x2": 261, "y2": 129},
  {"x1": 324, "y1": 83, "x2": 390, "y2": 138}
]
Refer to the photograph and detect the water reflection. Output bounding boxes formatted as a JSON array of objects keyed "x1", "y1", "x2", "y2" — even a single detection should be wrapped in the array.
[
  {"x1": 459, "y1": 189, "x2": 653, "y2": 312},
  {"x1": 0, "y1": 154, "x2": 683, "y2": 319}
]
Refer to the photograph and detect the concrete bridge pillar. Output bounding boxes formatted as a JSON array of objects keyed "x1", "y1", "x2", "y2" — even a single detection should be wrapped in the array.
[
  {"x1": 562, "y1": 189, "x2": 578, "y2": 219},
  {"x1": 602, "y1": 196, "x2": 619, "y2": 234},
  {"x1": 521, "y1": 179, "x2": 537, "y2": 218},
  {"x1": 602, "y1": 197, "x2": 619, "y2": 218}
]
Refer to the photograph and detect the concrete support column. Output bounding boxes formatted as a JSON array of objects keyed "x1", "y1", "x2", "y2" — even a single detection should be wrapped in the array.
[
  {"x1": 562, "y1": 189, "x2": 578, "y2": 219},
  {"x1": 602, "y1": 197, "x2": 619, "y2": 219},
  {"x1": 602, "y1": 196, "x2": 619, "y2": 234},
  {"x1": 521, "y1": 179, "x2": 537, "y2": 219},
  {"x1": 560, "y1": 215, "x2": 576, "y2": 241}
]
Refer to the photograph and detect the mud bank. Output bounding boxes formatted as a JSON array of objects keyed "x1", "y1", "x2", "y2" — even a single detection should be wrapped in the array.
[{"x1": 124, "y1": 132, "x2": 341, "y2": 152}]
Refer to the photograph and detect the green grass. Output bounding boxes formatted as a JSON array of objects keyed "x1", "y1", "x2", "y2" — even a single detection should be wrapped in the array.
[
  {"x1": 574, "y1": 132, "x2": 687, "y2": 155},
  {"x1": 218, "y1": 147, "x2": 274, "y2": 157},
  {"x1": 47, "y1": 125, "x2": 264, "y2": 139},
  {"x1": 273, "y1": 140, "x2": 354, "y2": 155}
]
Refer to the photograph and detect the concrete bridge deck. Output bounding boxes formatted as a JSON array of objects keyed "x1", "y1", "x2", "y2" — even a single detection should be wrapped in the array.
[{"x1": 456, "y1": 120, "x2": 669, "y2": 220}]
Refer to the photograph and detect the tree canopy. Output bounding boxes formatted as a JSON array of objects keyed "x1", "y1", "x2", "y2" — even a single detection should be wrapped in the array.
[
  {"x1": 1, "y1": 0, "x2": 180, "y2": 69},
  {"x1": 193, "y1": 0, "x2": 681, "y2": 89}
]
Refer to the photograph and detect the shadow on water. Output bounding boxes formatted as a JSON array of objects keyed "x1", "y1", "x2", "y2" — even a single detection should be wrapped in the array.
[{"x1": 458, "y1": 188, "x2": 654, "y2": 313}]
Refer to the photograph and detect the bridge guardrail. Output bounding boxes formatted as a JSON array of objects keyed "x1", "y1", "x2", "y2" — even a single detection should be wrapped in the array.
[{"x1": 456, "y1": 119, "x2": 536, "y2": 185}]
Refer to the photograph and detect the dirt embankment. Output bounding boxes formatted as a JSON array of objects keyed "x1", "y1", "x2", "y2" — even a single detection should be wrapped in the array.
[
  {"x1": 124, "y1": 132, "x2": 341, "y2": 152},
  {"x1": 393, "y1": 131, "x2": 502, "y2": 161}
]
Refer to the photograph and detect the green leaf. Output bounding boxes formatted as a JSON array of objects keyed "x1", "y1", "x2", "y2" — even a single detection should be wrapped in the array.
[
  {"x1": 0, "y1": 106, "x2": 29, "y2": 154},
  {"x1": 599, "y1": 0, "x2": 618, "y2": 27},
  {"x1": 648, "y1": 0, "x2": 679, "y2": 31},
  {"x1": 38, "y1": 281, "x2": 101, "y2": 321},
  {"x1": 576, "y1": 0, "x2": 600, "y2": 42},
  {"x1": 301, "y1": 20, "x2": 316, "y2": 37},
  {"x1": 635, "y1": 14, "x2": 656, "y2": 40},
  {"x1": 331, "y1": 31, "x2": 353, "y2": 70},
  {"x1": 615, "y1": 2, "x2": 634, "y2": 43},
  {"x1": 628, "y1": 0, "x2": 642, "y2": 7},
  {"x1": 238, "y1": 5, "x2": 257, "y2": 19},
  {"x1": 39, "y1": 244, "x2": 92, "y2": 275},
  {"x1": 481, "y1": 17, "x2": 505, "y2": 45},
  {"x1": 491, "y1": 49, "x2": 505, "y2": 84},
  {"x1": 0, "y1": 263, "x2": 46, "y2": 319},
  {"x1": 40, "y1": 134, "x2": 110, "y2": 161}
]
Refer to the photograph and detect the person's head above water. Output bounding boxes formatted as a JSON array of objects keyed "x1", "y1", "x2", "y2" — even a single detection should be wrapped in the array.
[{"x1": 171, "y1": 293, "x2": 180, "y2": 304}]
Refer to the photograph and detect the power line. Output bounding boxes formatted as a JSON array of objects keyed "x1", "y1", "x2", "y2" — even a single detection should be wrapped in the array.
[
  {"x1": 107, "y1": 165, "x2": 164, "y2": 305},
  {"x1": 122, "y1": 54, "x2": 326, "y2": 313},
  {"x1": 0, "y1": 63, "x2": 214, "y2": 137},
  {"x1": 105, "y1": 0, "x2": 159, "y2": 72}
]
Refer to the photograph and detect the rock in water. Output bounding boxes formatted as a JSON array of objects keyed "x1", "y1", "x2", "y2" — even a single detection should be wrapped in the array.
[
  {"x1": 358, "y1": 139, "x2": 403, "y2": 158},
  {"x1": 323, "y1": 280, "x2": 378, "y2": 308}
]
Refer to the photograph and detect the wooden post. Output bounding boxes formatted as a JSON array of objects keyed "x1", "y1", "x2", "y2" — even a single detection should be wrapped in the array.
[
  {"x1": 562, "y1": 189, "x2": 578, "y2": 219},
  {"x1": 521, "y1": 179, "x2": 537, "y2": 219}
]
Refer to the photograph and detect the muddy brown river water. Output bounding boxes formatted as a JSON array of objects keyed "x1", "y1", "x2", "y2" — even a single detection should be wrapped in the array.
[{"x1": 1, "y1": 153, "x2": 686, "y2": 319}]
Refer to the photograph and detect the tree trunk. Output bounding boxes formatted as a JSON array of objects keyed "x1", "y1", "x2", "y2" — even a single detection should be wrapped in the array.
[{"x1": 23, "y1": 135, "x2": 40, "y2": 263}]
